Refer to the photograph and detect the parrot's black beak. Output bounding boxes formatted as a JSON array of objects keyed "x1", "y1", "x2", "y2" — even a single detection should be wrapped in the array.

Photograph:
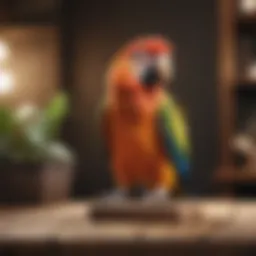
[{"x1": 141, "y1": 65, "x2": 161, "y2": 89}]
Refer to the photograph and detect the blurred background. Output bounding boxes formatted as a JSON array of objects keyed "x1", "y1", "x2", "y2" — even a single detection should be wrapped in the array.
[
  {"x1": 0, "y1": 0, "x2": 255, "y2": 202},
  {"x1": 1, "y1": 1, "x2": 256, "y2": 255}
]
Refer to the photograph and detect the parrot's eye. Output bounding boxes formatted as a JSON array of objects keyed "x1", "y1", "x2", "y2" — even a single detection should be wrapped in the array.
[{"x1": 131, "y1": 51, "x2": 161, "y2": 88}]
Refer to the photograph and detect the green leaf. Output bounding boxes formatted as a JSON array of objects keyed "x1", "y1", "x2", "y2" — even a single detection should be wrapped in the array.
[
  {"x1": 0, "y1": 107, "x2": 15, "y2": 158},
  {"x1": 0, "y1": 92, "x2": 75, "y2": 165},
  {"x1": 0, "y1": 107, "x2": 15, "y2": 136},
  {"x1": 43, "y1": 92, "x2": 69, "y2": 140}
]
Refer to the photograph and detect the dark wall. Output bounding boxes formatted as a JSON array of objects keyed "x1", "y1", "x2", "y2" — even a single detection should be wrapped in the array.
[{"x1": 63, "y1": 0, "x2": 219, "y2": 196}]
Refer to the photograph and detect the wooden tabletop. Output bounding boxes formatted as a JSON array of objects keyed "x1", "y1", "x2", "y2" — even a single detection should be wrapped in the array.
[{"x1": 0, "y1": 200, "x2": 256, "y2": 255}]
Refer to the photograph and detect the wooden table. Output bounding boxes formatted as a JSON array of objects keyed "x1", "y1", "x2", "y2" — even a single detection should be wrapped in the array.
[{"x1": 0, "y1": 200, "x2": 256, "y2": 255}]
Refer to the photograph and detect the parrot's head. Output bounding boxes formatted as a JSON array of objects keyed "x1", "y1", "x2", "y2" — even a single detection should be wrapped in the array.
[{"x1": 106, "y1": 35, "x2": 174, "y2": 111}]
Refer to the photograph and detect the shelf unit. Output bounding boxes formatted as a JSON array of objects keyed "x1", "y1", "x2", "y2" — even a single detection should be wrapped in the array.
[{"x1": 217, "y1": 0, "x2": 256, "y2": 195}]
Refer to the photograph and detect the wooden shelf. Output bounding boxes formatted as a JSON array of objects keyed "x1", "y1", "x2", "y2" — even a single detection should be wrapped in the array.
[
  {"x1": 217, "y1": 1, "x2": 256, "y2": 195},
  {"x1": 237, "y1": 79, "x2": 256, "y2": 88},
  {"x1": 0, "y1": 20, "x2": 58, "y2": 27},
  {"x1": 238, "y1": 14, "x2": 256, "y2": 24},
  {"x1": 216, "y1": 167, "x2": 256, "y2": 184},
  {"x1": 237, "y1": 14, "x2": 256, "y2": 33}
]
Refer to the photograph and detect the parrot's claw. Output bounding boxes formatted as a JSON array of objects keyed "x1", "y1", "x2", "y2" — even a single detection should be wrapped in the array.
[
  {"x1": 142, "y1": 188, "x2": 170, "y2": 204},
  {"x1": 102, "y1": 189, "x2": 128, "y2": 203}
]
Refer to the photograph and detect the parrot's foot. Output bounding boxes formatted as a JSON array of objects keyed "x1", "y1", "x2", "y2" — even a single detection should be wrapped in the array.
[
  {"x1": 142, "y1": 187, "x2": 170, "y2": 203},
  {"x1": 102, "y1": 188, "x2": 128, "y2": 203}
]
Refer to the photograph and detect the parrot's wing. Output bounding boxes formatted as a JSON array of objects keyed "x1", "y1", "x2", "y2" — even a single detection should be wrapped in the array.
[{"x1": 157, "y1": 94, "x2": 191, "y2": 180}]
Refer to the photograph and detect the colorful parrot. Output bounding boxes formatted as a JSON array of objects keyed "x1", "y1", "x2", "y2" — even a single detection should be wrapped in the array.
[{"x1": 100, "y1": 35, "x2": 190, "y2": 201}]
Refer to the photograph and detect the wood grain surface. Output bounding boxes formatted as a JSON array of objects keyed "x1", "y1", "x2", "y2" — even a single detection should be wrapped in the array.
[{"x1": 0, "y1": 200, "x2": 255, "y2": 255}]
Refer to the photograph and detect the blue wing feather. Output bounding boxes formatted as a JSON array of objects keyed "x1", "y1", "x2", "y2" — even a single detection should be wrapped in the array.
[{"x1": 157, "y1": 94, "x2": 191, "y2": 180}]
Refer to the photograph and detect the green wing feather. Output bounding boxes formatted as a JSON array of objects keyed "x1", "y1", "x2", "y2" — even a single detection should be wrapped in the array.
[{"x1": 157, "y1": 93, "x2": 191, "y2": 179}]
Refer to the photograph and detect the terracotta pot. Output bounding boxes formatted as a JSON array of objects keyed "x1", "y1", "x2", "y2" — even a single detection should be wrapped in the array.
[{"x1": 0, "y1": 161, "x2": 74, "y2": 205}]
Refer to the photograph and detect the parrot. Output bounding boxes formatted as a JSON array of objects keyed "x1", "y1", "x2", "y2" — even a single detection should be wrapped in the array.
[{"x1": 100, "y1": 35, "x2": 190, "y2": 202}]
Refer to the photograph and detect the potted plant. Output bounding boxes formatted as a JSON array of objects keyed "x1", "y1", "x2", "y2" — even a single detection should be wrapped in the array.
[{"x1": 0, "y1": 91, "x2": 75, "y2": 205}]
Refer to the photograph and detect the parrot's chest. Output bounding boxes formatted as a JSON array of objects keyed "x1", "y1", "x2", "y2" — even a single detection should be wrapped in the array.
[{"x1": 111, "y1": 113, "x2": 159, "y2": 169}]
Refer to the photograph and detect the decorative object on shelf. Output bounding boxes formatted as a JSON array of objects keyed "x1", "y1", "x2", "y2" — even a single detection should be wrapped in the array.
[
  {"x1": 239, "y1": 36, "x2": 256, "y2": 81},
  {"x1": 239, "y1": 0, "x2": 256, "y2": 15},
  {"x1": 0, "y1": 92, "x2": 76, "y2": 204},
  {"x1": 247, "y1": 61, "x2": 256, "y2": 80},
  {"x1": 232, "y1": 113, "x2": 256, "y2": 173}
]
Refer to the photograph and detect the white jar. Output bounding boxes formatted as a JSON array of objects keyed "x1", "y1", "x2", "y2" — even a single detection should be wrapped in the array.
[{"x1": 240, "y1": 0, "x2": 256, "y2": 15}]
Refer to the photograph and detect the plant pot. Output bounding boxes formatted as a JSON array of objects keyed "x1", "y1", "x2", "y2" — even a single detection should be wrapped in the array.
[{"x1": 0, "y1": 161, "x2": 74, "y2": 205}]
